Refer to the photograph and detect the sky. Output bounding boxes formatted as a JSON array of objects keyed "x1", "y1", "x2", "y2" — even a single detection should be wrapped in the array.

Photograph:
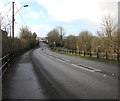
[{"x1": 0, "y1": 0, "x2": 119, "y2": 37}]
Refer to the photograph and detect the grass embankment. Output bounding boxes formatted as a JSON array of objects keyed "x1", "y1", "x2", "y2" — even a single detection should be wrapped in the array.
[{"x1": 51, "y1": 49, "x2": 120, "y2": 64}]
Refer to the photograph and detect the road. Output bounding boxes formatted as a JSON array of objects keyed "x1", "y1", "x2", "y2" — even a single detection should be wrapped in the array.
[
  {"x1": 3, "y1": 42, "x2": 119, "y2": 99},
  {"x1": 31, "y1": 42, "x2": 118, "y2": 99}
]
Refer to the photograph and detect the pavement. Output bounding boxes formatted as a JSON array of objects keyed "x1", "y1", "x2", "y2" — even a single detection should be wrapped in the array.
[{"x1": 2, "y1": 50, "x2": 51, "y2": 99}]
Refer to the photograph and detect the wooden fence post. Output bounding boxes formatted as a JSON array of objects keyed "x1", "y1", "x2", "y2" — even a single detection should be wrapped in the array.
[
  {"x1": 106, "y1": 52, "x2": 108, "y2": 59},
  {"x1": 90, "y1": 52, "x2": 92, "y2": 57},
  {"x1": 117, "y1": 53, "x2": 119, "y2": 61},
  {"x1": 84, "y1": 51, "x2": 85, "y2": 56},
  {"x1": 97, "y1": 52, "x2": 99, "y2": 58}
]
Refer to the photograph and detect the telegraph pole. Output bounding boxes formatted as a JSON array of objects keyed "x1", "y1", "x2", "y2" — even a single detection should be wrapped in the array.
[
  {"x1": 12, "y1": 2, "x2": 15, "y2": 51},
  {"x1": 12, "y1": 2, "x2": 14, "y2": 39}
]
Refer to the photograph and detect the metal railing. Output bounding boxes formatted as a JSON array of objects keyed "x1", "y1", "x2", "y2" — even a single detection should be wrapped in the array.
[{"x1": 0, "y1": 53, "x2": 16, "y2": 78}]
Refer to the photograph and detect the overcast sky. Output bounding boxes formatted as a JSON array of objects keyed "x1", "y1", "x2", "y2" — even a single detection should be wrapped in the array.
[{"x1": 0, "y1": 0, "x2": 119, "y2": 37}]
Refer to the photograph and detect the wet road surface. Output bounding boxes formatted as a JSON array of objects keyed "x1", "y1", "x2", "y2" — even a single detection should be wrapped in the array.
[{"x1": 2, "y1": 50, "x2": 51, "y2": 99}]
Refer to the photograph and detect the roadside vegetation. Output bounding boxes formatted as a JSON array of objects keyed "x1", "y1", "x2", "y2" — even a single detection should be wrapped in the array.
[
  {"x1": 46, "y1": 15, "x2": 120, "y2": 63},
  {"x1": 1, "y1": 26, "x2": 39, "y2": 56}
]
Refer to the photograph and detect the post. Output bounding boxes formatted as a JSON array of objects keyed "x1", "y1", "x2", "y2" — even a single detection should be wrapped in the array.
[
  {"x1": 97, "y1": 46, "x2": 100, "y2": 58},
  {"x1": 97, "y1": 52, "x2": 99, "y2": 58},
  {"x1": 84, "y1": 51, "x2": 85, "y2": 56},
  {"x1": 12, "y1": 2, "x2": 14, "y2": 39},
  {"x1": 12, "y1": 2, "x2": 14, "y2": 52},
  {"x1": 106, "y1": 52, "x2": 108, "y2": 59},
  {"x1": 117, "y1": 53, "x2": 119, "y2": 61},
  {"x1": 90, "y1": 52, "x2": 92, "y2": 57},
  {"x1": 0, "y1": 13, "x2": 2, "y2": 101}
]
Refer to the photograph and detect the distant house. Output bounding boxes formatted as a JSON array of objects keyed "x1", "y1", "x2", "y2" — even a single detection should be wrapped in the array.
[{"x1": 37, "y1": 37, "x2": 46, "y2": 42}]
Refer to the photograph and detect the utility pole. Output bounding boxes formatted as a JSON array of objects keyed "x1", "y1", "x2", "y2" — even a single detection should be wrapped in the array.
[
  {"x1": 12, "y1": 2, "x2": 15, "y2": 51},
  {"x1": 12, "y1": 2, "x2": 14, "y2": 39}
]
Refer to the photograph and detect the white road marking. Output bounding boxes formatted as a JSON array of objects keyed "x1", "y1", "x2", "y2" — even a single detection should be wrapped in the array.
[
  {"x1": 64, "y1": 59, "x2": 70, "y2": 62},
  {"x1": 44, "y1": 50, "x2": 102, "y2": 73},
  {"x1": 78, "y1": 64, "x2": 101, "y2": 72},
  {"x1": 61, "y1": 58, "x2": 71, "y2": 62},
  {"x1": 54, "y1": 56, "x2": 58, "y2": 58},
  {"x1": 103, "y1": 75, "x2": 106, "y2": 77},
  {"x1": 41, "y1": 46, "x2": 116, "y2": 78},
  {"x1": 57, "y1": 59, "x2": 65, "y2": 62},
  {"x1": 43, "y1": 52, "x2": 46, "y2": 55},
  {"x1": 94, "y1": 69, "x2": 101, "y2": 72},
  {"x1": 71, "y1": 64, "x2": 94, "y2": 72},
  {"x1": 49, "y1": 56, "x2": 53, "y2": 58}
]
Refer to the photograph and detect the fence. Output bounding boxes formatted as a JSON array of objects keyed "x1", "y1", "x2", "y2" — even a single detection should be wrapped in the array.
[
  {"x1": 55, "y1": 48, "x2": 120, "y2": 61},
  {"x1": 0, "y1": 53, "x2": 16, "y2": 78}
]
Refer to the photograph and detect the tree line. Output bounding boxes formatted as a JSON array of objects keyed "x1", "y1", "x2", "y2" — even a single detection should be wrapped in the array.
[{"x1": 46, "y1": 15, "x2": 119, "y2": 60}]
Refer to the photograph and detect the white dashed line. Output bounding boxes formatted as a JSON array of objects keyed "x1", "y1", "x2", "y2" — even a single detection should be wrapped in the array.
[
  {"x1": 78, "y1": 64, "x2": 101, "y2": 72},
  {"x1": 44, "y1": 51, "x2": 102, "y2": 73},
  {"x1": 64, "y1": 59, "x2": 70, "y2": 62},
  {"x1": 103, "y1": 75, "x2": 106, "y2": 77},
  {"x1": 43, "y1": 49, "x2": 117, "y2": 78},
  {"x1": 71, "y1": 64, "x2": 94, "y2": 72},
  {"x1": 44, "y1": 54, "x2": 47, "y2": 56},
  {"x1": 61, "y1": 58, "x2": 70, "y2": 62},
  {"x1": 57, "y1": 59, "x2": 65, "y2": 62}
]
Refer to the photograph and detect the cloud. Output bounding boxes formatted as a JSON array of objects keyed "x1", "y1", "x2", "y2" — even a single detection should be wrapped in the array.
[
  {"x1": 0, "y1": 2, "x2": 4, "y2": 10},
  {"x1": 29, "y1": 11, "x2": 40, "y2": 19},
  {"x1": 29, "y1": 24, "x2": 53, "y2": 37},
  {"x1": 36, "y1": 0, "x2": 118, "y2": 23},
  {"x1": 39, "y1": 10, "x2": 46, "y2": 18},
  {"x1": 1, "y1": 0, "x2": 119, "y2": 37},
  {"x1": 14, "y1": 23, "x2": 53, "y2": 37}
]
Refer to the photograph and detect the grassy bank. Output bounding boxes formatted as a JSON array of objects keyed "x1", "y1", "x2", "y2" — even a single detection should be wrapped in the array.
[{"x1": 51, "y1": 49, "x2": 120, "y2": 64}]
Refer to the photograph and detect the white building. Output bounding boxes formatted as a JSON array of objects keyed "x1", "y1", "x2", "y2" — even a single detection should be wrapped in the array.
[{"x1": 37, "y1": 37, "x2": 46, "y2": 42}]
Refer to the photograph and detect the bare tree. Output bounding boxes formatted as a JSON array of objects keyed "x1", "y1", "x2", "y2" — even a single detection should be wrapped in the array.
[
  {"x1": 19, "y1": 26, "x2": 38, "y2": 48},
  {"x1": 19, "y1": 26, "x2": 32, "y2": 39},
  {"x1": 91, "y1": 36, "x2": 102, "y2": 52},
  {"x1": 77, "y1": 31, "x2": 92, "y2": 53},
  {"x1": 97, "y1": 15, "x2": 118, "y2": 53},
  {"x1": 65, "y1": 35, "x2": 76, "y2": 50},
  {"x1": 56, "y1": 26, "x2": 66, "y2": 47},
  {"x1": 47, "y1": 29, "x2": 61, "y2": 47}
]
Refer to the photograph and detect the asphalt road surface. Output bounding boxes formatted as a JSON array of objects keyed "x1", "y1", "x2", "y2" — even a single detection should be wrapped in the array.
[{"x1": 3, "y1": 42, "x2": 119, "y2": 99}]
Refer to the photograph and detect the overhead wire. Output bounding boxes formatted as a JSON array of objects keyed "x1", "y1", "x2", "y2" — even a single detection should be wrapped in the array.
[
  {"x1": 1, "y1": 1, "x2": 28, "y2": 34},
  {"x1": 1, "y1": 7, "x2": 11, "y2": 21},
  {"x1": 1, "y1": 0, "x2": 18, "y2": 26},
  {"x1": 1, "y1": 7, "x2": 11, "y2": 25},
  {"x1": 0, "y1": 2, "x2": 11, "y2": 11},
  {"x1": 14, "y1": 2, "x2": 27, "y2": 27}
]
